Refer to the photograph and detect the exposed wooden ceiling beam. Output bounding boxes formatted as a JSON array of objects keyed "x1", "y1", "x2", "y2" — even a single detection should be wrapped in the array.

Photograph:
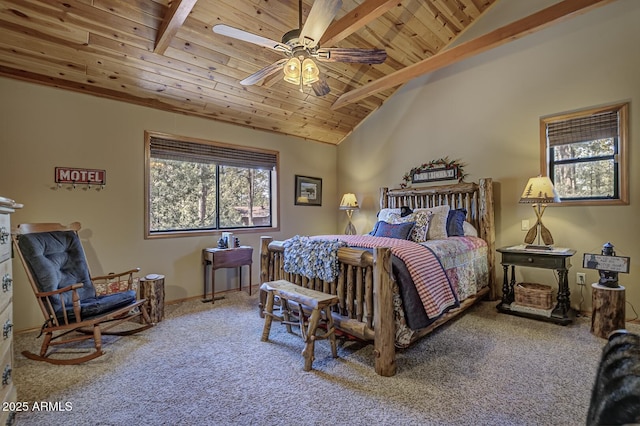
[
  {"x1": 331, "y1": 0, "x2": 617, "y2": 110},
  {"x1": 320, "y1": 0, "x2": 399, "y2": 47},
  {"x1": 154, "y1": 0, "x2": 199, "y2": 54}
]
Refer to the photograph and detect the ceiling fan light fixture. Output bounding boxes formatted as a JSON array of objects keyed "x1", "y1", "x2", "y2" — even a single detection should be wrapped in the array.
[
  {"x1": 215, "y1": 0, "x2": 385, "y2": 97},
  {"x1": 301, "y1": 58, "x2": 320, "y2": 85},
  {"x1": 283, "y1": 57, "x2": 301, "y2": 84}
]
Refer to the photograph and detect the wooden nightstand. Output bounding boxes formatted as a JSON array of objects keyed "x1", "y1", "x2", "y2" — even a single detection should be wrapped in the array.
[
  {"x1": 497, "y1": 245, "x2": 576, "y2": 325},
  {"x1": 202, "y1": 246, "x2": 253, "y2": 303}
]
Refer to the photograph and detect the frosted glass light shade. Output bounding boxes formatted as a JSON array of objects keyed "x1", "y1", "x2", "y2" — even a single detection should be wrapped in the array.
[
  {"x1": 301, "y1": 58, "x2": 320, "y2": 85},
  {"x1": 283, "y1": 57, "x2": 301, "y2": 85}
]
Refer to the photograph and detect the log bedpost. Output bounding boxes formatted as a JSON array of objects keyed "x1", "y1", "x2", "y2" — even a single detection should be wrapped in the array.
[
  {"x1": 380, "y1": 187, "x2": 390, "y2": 209},
  {"x1": 478, "y1": 178, "x2": 496, "y2": 300},
  {"x1": 259, "y1": 236, "x2": 273, "y2": 318},
  {"x1": 373, "y1": 247, "x2": 396, "y2": 377}
]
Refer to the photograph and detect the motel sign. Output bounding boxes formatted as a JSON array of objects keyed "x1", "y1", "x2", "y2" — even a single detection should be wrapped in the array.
[{"x1": 55, "y1": 167, "x2": 106, "y2": 185}]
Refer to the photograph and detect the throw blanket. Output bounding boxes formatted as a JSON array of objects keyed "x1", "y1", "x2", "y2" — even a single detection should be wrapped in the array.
[
  {"x1": 287, "y1": 235, "x2": 457, "y2": 319},
  {"x1": 283, "y1": 236, "x2": 347, "y2": 283}
]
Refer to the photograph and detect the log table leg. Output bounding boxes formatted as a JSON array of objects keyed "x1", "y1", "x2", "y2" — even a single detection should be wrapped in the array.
[
  {"x1": 261, "y1": 289, "x2": 275, "y2": 342},
  {"x1": 302, "y1": 308, "x2": 321, "y2": 372},
  {"x1": 591, "y1": 283, "x2": 625, "y2": 339}
]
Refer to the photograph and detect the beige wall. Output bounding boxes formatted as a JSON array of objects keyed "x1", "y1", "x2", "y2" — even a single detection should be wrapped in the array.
[
  {"x1": 0, "y1": 79, "x2": 338, "y2": 331},
  {"x1": 338, "y1": 0, "x2": 640, "y2": 315},
  {"x1": 3, "y1": 0, "x2": 639, "y2": 330}
]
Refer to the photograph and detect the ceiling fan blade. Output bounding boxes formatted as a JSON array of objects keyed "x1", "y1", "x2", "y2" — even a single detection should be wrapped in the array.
[
  {"x1": 213, "y1": 24, "x2": 290, "y2": 54},
  {"x1": 240, "y1": 59, "x2": 288, "y2": 86},
  {"x1": 299, "y1": 0, "x2": 342, "y2": 49},
  {"x1": 316, "y1": 48, "x2": 387, "y2": 64},
  {"x1": 312, "y1": 75, "x2": 331, "y2": 97}
]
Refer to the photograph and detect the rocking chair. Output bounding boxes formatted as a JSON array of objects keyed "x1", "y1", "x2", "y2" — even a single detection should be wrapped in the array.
[{"x1": 12, "y1": 222, "x2": 152, "y2": 365}]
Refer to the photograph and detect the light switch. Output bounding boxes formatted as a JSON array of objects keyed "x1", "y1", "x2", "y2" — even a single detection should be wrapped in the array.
[{"x1": 521, "y1": 220, "x2": 529, "y2": 231}]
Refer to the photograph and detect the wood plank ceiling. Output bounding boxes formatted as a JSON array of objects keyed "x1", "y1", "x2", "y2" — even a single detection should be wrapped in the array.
[
  {"x1": 0, "y1": 0, "x2": 505, "y2": 145},
  {"x1": 0, "y1": 0, "x2": 503, "y2": 144}
]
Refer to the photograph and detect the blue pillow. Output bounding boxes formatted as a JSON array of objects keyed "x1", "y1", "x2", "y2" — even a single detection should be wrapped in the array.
[
  {"x1": 372, "y1": 221, "x2": 415, "y2": 240},
  {"x1": 446, "y1": 209, "x2": 467, "y2": 237},
  {"x1": 368, "y1": 220, "x2": 380, "y2": 236}
]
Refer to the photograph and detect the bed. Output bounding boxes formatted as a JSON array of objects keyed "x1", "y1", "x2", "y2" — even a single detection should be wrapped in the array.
[{"x1": 259, "y1": 178, "x2": 496, "y2": 376}]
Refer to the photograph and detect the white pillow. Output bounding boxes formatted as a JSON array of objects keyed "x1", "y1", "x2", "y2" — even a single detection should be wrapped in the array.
[
  {"x1": 463, "y1": 221, "x2": 478, "y2": 237},
  {"x1": 415, "y1": 205, "x2": 450, "y2": 240},
  {"x1": 377, "y1": 208, "x2": 401, "y2": 223}
]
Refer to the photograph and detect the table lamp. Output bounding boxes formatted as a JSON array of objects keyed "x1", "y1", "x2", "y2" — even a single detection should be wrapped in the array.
[
  {"x1": 339, "y1": 193, "x2": 359, "y2": 235},
  {"x1": 519, "y1": 176, "x2": 560, "y2": 249}
]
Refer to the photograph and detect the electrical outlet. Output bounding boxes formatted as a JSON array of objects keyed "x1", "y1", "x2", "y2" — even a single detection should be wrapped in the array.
[
  {"x1": 521, "y1": 220, "x2": 529, "y2": 231},
  {"x1": 577, "y1": 272, "x2": 586, "y2": 286}
]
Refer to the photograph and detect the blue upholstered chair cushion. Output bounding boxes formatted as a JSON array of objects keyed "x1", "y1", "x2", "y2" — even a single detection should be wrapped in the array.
[
  {"x1": 64, "y1": 291, "x2": 137, "y2": 321},
  {"x1": 18, "y1": 231, "x2": 136, "y2": 320}
]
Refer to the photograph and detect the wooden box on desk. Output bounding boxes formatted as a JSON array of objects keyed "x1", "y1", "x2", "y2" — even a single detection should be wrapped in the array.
[{"x1": 514, "y1": 282, "x2": 553, "y2": 309}]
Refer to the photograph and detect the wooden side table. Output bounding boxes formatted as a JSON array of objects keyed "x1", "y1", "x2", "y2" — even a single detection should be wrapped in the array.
[
  {"x1": 139, "y1": 274, "x2": 165, "y2": 324},
  {"x1": 202, "y1": 246, "x2": 253, "y2": 303},
  {"x1": 591, "y1": 283, "x2": 626, "y2": 338},
  {"x1": 496, "y1": 245, "x2": 576, "y2": 325}
]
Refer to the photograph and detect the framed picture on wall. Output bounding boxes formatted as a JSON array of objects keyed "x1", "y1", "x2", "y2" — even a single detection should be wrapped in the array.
[{"x1": 295, "y1": 175, "x2": 322, "y2": 206}]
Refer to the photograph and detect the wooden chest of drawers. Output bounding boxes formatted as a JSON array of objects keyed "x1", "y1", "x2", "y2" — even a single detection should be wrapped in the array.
[{"x1": 0, "y1": 196, "x2": 20, "y2": 426}]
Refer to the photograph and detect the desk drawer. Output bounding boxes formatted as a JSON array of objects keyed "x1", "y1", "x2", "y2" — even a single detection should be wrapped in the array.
[
  {"x1": 204, "y1": 247, "x2": 253, "y2": 268},
  {"x1": 0, "y1": 384, "x2": 16, "y2": 426},
  {"x1": 0, "y1": 214, "x2": 9, "y2": 263},
  {"x1": 0, "y1": 305, "x2": 12, "y2": 347},
  {"x1": 0, "y1": 339, "x2": 12, "y2": 405},
  {"x1": 501, "y1": 252, "x2": 570, "y2": 270},
  {"x1": 0, "y1": 261, "x2": 11, "y2": 314}
]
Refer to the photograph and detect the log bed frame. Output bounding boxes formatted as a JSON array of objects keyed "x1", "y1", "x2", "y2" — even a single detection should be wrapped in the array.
[{"x1": 259, "y1": 178, "x2": 496, "y2": 376}]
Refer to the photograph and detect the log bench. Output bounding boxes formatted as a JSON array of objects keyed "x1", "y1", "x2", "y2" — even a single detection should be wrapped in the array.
[{"x1": 261, "y1": 280, "x2": 339, "y2": 371}]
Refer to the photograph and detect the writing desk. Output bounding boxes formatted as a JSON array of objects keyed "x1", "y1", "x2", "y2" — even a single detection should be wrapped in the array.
[{"x1": 202, "y1": 246, "x2": 253, "y2": 303}]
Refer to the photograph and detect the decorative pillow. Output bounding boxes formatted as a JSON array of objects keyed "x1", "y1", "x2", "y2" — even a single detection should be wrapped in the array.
[
  {"x1": 94, "y1": 277, "x2": 139, "y2": 296},
  {"x1": 463, "y1": 221, "x2": 478, "y2": 237},
  {"x1": 377, "y1": 208, "x2": 401, "y2": 223},
  {"x1": 415, "y1": 205, "x2": 451, "y2": 240},
  {"x1": 446, "y1": 208, "x2": 467, "y2": 237},
  {"x1": 372, "y1": 221, "x2": 415, "y2": 240},
  {"x1": 387, "y1": 210, "x2": 433, "y2": 243}
]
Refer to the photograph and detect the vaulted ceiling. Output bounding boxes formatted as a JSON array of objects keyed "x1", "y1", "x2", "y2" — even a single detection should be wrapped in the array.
[{"x1": 0, "y1": 0, "x2": 615, "y2": 144}]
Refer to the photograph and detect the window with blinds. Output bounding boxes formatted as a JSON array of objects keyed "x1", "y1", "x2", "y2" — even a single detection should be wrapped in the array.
[
  {"x1": 144, "y1": 131, "x2": 279, "y2": 238},
  {"x1": 540, "y1": 103, "x2": 628, "y2": 205}
]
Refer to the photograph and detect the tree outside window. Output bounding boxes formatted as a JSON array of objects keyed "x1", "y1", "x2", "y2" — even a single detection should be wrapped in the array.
[
  {"x1": 540, "y1": 103, "x2": 628, "y2": 206},
  {"x1": 145, "y1": 132, "x2": 278, "y2": 238}
]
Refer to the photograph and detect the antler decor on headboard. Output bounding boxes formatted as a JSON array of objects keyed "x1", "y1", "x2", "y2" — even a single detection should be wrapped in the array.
[{"x1": 400, "y1": 157, "x2": 467, "y2": 188}]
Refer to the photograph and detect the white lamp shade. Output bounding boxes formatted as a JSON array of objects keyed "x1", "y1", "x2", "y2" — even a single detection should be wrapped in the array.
[
  {"x1": 339, "y1": 193, "x2": 359, "y2": 210},
  {"x1": 520, "y1": 176, "x2": 560, "y2": 204}
]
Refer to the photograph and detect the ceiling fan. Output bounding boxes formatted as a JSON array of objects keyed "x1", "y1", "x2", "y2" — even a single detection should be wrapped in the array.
[{"x1": 213, "y1": 0, "x2": 387, "y2": 96}]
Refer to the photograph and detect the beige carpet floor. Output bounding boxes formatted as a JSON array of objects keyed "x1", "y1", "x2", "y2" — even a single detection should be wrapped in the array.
[{"x1": 12, "y1": 291, "x2": 637, "y2": 425}]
